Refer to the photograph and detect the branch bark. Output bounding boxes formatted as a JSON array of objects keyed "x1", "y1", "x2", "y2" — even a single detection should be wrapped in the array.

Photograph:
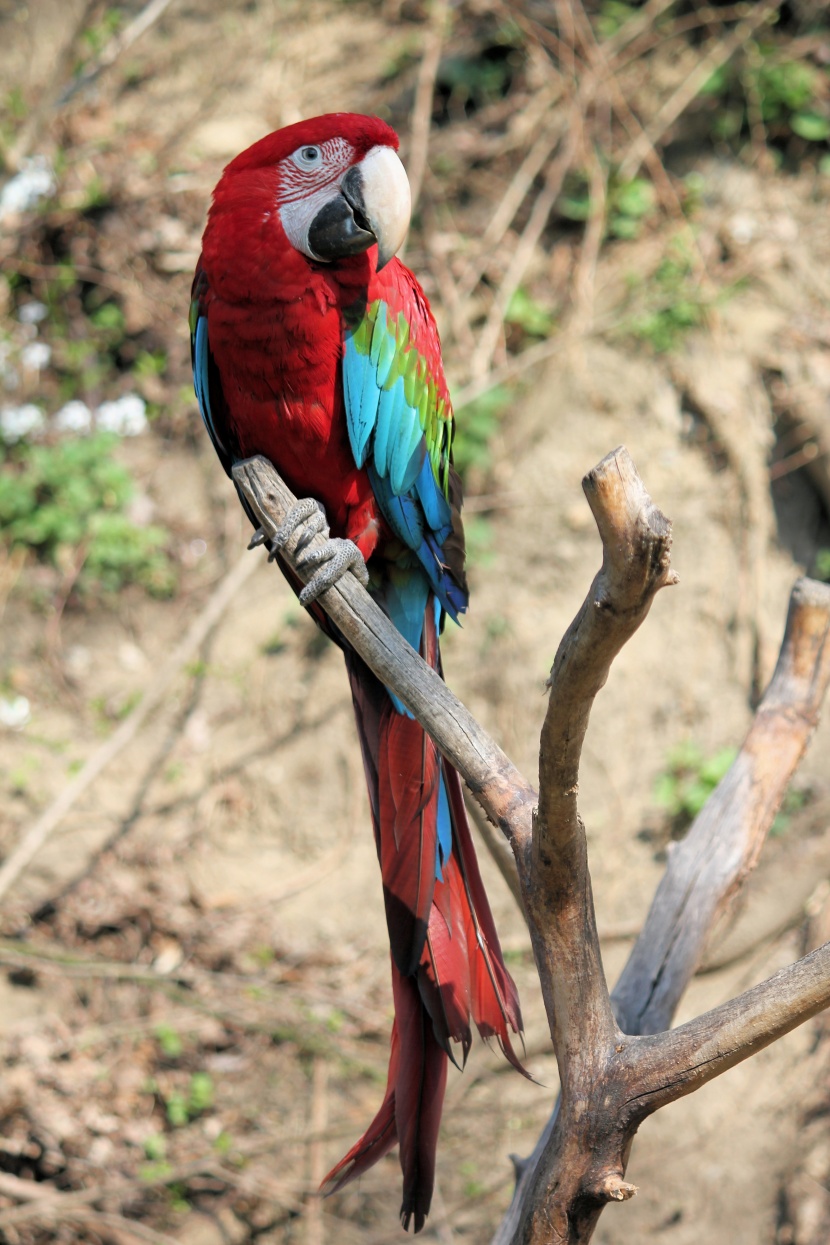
[
  {"x1": 613, "y1": 575, "x2": 830, "y2": 1035},
  {"x1": 232, "y1": 452, "x2": 830, "y2": 1245},
  {"x1": 232, "y1": 457, "x2": 536, "y2": 881}
]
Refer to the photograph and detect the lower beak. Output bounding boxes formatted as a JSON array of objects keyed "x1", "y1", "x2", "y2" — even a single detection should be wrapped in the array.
[{"x1": 307, "y1": 190, "x2": 377, "y2": 263}]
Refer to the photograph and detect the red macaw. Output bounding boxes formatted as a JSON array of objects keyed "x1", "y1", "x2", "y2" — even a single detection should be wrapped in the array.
[{"x1": 191, "y1": 113, "x2": 523, "y2": 1232}]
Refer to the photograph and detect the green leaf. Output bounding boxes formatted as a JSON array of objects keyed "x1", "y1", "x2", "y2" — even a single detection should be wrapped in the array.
[
  {"x1": 188, "y1": 1072, "x2": 214, "y2": 1114},
  {"x1": 505, "y1": 288, "x2": 554, "y2": 338},
  {"x1": 612, "y1": 178, "x2": 655, "y2": 219},
  {"x1": 790, "y1": 112, "x2": 830, "y2": 142}
]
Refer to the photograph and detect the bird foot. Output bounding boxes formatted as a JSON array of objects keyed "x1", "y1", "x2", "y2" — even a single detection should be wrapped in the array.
[{"x1": 266, "y1": 498, "x2": 369, "y2": 606}]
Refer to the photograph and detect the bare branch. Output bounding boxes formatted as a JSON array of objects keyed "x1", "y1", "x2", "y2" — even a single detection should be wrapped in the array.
[
  {"x1": 232, "y1": 452, "x2": 830, "y2": 1245},
  {"x1": 613, "y1": 575, "x2": 830, "y2": 1035},
  {"x1": 405, "y1": 0, "x2": 449, "y2": 216},
  {"x1": 232, "y1": 457, "x2": 536, "y2": 876},
  {"x1": 530, "y1": 447, "x2": 676, "y2": 1068},
  {"x1": 626, "y1": 939, "x2": 830, "y2": 1117}
]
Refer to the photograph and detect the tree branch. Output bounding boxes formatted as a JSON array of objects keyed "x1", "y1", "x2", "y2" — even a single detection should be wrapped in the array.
[
  {"x1": 232, "y1": 457, "x2": 537, "y2": 880},
  {"x1": 232, "y1": 452, "x2": 830, "y2": 1245},
  {"x1": 626, "y1": 939, "x2": 830, "y2": 1117},
  {"x1": 531, "y1": 447, "x2": 677, "y2": 1061},
  {"x1": 613, "y1": 575, "x2": 830, "y2": 1035}
]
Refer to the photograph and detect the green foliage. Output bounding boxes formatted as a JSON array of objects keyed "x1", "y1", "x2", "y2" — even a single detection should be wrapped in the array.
[
  {"x1": 505, "y1": 288, "x2": 554, "y2": 338},
  {"x1": 608, "y1": 177, "x2": 656, "y2": 239},
  {"x1": 622, "y1": 241, "x2": 718, "y2": 353},
  {"x1": 596, "y1": 2, "x2": 639, "y2": 40},
  {"x1": 453, "y1": 385, "x2": 512, "y2": 480},
  {"x1": 463, "y1": 515, "x2": 495, "y2": 569},
  {"x1": 814, "y1": 548, "x2": 830, "y2": 582},
  {"x1": 771, "y1": 786, "x2": 812, "y2": 837},
  {"x1": 165, "y1": 1073, "x2": 214, "y2": 1128},
  {"x1": 154, "y1": 1023, "x2": 184, "y2": 1059},
  {"x1": 133, "y1": 349, "x2": 168, "y2": 381},
  {"x1": 701, "y1": 41, "x2": 830, "y2": 157},
  {"x1": 0, "y1": 434, "x2": 176, "y2": 597},
  {"x1": 52, "y1": 293, "x2": 129, "y2": 400},
  {"x1": 144, "y1": 1133, "x2": 167, "y2": 1162},
  {"x1": 79, "y1": 7, "x2": 122, "y2": 59},
  {"x1": 558, "y1": 171, "x2": 656, "y2": 240},
  {"x1": 436, "y1": 22, "x2": 525, "y2": 115},
  {"x1": 653, "y1": 741, "x2": 737, "y2": 832}
]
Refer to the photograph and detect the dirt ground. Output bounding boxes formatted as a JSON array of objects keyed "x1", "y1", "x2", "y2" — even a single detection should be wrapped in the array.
[{"x1": 2, "y1": 2, "x2": 830, "y2": 1243}]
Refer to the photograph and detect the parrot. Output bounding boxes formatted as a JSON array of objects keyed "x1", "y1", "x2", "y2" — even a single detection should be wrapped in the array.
[{"x1": 190, "y1": 112, "x2": 523, "y2": 1232}]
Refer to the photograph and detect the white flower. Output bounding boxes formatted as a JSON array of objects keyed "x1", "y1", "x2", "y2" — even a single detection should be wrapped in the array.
[
  {"x1": 21, "y1": 341, "x2": 51, "y2": 371},
  {"x1": 0, "y1": 156, "x2": 56, "y2": 220},
  {"x1": 95, "y1": 393, "x2": 148, "y2": 437},
  {"x1": 18, "y1": 301, "x2": 48, "y2": 325},
  {"x1": 54, "y1": 400, "x2": 92, "y2": 434},
  {"x1": 0, "y1": 403, "x2": 45, "y2": 442},
  {"x1": 0, "y1": 696, "x2": 31, "y2": 730}
]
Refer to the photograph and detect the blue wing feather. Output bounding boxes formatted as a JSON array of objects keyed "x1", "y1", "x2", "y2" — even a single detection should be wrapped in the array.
[{"x1": 341, "y1": 294, "x2": 466, "y2": 633}]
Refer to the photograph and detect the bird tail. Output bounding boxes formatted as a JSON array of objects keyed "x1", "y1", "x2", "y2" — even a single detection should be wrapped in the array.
[{"x1": 323, "y1": 609, "x2": 523, "y2": 1231}]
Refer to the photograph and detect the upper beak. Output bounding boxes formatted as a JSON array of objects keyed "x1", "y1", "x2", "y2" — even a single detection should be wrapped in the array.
[{"x1": 307, "y1": 146, "x2": 411, "y2": 270}]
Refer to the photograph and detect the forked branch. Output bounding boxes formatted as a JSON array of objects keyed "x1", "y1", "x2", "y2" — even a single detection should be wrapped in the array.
[{"x1": 233, "y1": 452, "x2": 830, "y2": 1245}]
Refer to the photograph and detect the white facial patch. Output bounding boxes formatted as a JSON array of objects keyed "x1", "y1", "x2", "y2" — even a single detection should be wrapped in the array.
[
  {"x1": 278, "y1": 136, "x2": 355, "y2": 261},
  {"x1": 279, "y1": 184, "x2": 342, "y2": 261}
]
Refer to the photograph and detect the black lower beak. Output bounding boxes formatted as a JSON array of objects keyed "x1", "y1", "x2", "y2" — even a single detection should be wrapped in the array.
[{"x1": 308, "y1": 166, "x2": 376, "y2": 262}]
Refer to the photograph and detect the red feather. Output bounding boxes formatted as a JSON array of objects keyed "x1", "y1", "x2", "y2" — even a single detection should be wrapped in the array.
[
  {"x1": 321, "y1": 1016, "x2": 399, "y2": 1196},
  {"x1": 392, "y1": 966, "x2": 448, "y2": 1232},
  {"x1": 378, "y1": 704, "x2": 440, "y2": 976},
  {"x1": 418, "y1": 864, "x2": 473, "y2": 1066}
]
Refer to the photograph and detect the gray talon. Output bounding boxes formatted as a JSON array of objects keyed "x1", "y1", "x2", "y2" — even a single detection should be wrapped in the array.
[
  {"x1": 259, "y1": 497, "x2": 368, "y2": 606},
  {"x1": 248, "y1": 528, "x2": 267, "y2": 550},
  {"x1": 268, "y1": 499, "x2": 327, "y2": 562},
  {"x1": 297, "y1": 538, "x2": 369, "y2": 606},
  {"x1": 271, "y1": 498, "x2": 326, "y2": 552}
]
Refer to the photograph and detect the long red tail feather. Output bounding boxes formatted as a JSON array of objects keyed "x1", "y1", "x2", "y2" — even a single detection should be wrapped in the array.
[{"x1": 327, "y1": 615, "x2": 524, "y2": 1231}]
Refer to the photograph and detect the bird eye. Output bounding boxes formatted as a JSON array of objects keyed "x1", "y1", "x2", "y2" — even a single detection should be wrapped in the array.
[{"x1": 292, "y1": 145, "x2": 322, "y2": 169}]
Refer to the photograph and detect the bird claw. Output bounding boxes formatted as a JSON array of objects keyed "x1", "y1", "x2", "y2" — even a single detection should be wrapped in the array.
[
  {"x1": 262, "y1": 498, "x2": 369, "y2": 605},
  {"x1": 267, "y1": 498, "x2": 326, "y2": 562},
  {"x1": 247, "y1": 528, "x2": 267, "y2": 550},
  {"x1": 297, "y1": 537, "x2": 369, "y2": 605}
]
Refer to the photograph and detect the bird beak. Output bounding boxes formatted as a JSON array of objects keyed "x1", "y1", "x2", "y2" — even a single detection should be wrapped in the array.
[
  {"x1": 306, "y1": 146, "x2": 411, "y2": 270},
  {"x1": 346, "y1": 145, "x2": 411, "y2": 271}
]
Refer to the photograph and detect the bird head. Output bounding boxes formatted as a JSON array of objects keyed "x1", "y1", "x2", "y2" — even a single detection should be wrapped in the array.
[{"x1": 213, "y1": 113, "x2": 411, "y2": 273}]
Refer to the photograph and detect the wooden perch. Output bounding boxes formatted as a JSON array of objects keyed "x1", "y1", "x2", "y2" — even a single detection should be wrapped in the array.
[{"x1": 232, "y1": 451, "x2": 830, "y2": 1245}]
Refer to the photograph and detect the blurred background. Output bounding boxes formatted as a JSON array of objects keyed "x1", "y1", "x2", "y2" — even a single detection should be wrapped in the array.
[{"x1": 1, "y1": 0, "x2": 830, "y2": 1241}]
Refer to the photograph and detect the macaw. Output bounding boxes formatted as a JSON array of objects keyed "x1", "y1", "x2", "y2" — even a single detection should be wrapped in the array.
[{"x1": 190, "y1": 113, "x2": 523, "y2": 1233}]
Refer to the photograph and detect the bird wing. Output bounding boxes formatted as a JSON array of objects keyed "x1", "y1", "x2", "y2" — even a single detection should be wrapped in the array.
[
  {"x1": 341, "y1": 259, "x2": 468, "y2": 624},
  {"x1": 189, "y1": 262, "x2": 234, "y2": 476}
]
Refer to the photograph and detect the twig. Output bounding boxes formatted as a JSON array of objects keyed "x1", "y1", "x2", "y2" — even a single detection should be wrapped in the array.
[
  {"x1": 0, "y1": 546, "x2": 27, "y2": 627},
  {"x1": 470, "y1": 126, "x2": 579, "y2": 380},
  {"x1": 0, "y1": 550, "x2": 260, "y2": 906},
  {"x1": 630, "y1": 939, "x2": 830, "y2": 1113},
  {"x1": 58, "y1": 0, "x2": 177, "y2": 105},
  {"x1": 456, "y1": 116, "x2": 563, "y2": 302},
  {"x1": 601, "y1": 0, "x2": 680, "y2": 59},
  {"x1": 464, "y1": 795, "x2": 526, "y2": 914},
  {"x1": 406, "y1": 0, "x2": 450, "y2": 217},
  {"x1": 618, "y1": 0, "x2": 784, "y2": 180},
  {"x1": 571, "y1": 143, "x2": 607, "y2": 334}
]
